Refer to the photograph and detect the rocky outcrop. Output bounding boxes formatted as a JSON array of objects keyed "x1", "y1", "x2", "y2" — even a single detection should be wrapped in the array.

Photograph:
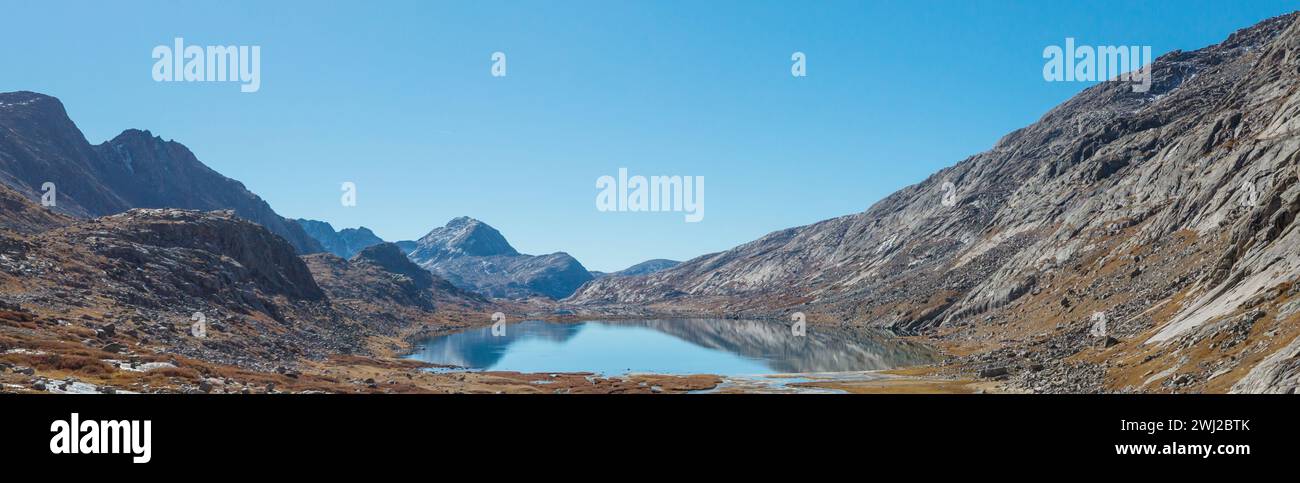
[
  {"x1": 295, "y1": 219, "x2": 384, "y2": 258},
  {"x1": 0, "y1": 206, "x2": 375, "y2": 370},
  {"x1": 352, "y1": 243, "x2": 436, "y2": 289},
  {"x1": 0, "y1": 92, "x2": 322, "y2": 254},
  {"x1": 306, "y1": 246, "x2": 435, "y2": 311},
  {"x1": 69, "y1": 209, "x2": 324, "y2": 302},
  {"x1": 304, "y1": 242, "x2": 485, "y2": 323},
  {"x1": 1231, "y1": 334, "x2": 1300, "y2": 393},
  {"x1": 408, "y1": 217, "x2": 593, "y2": 299}
]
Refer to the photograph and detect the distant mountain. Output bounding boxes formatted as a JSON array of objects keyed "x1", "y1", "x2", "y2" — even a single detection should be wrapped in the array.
[
  {"x1": 0, "y1": 92, "x2": 322, "y2": 254},
  {"x1": 608, "y1": 259, "x2": 680, "y2": 277},
  {"x1": 393, "y1": 240, "x2": 418, "y2": 255},
  {"x1": 407, "y1": 217, "x2": 593, "y2": 299},
  {"x1": 295, "y1": 219, "x2": 384, "y2": 259},
  {"x1": 408, "y1": 216, "x2": 519, "y2": 261}
]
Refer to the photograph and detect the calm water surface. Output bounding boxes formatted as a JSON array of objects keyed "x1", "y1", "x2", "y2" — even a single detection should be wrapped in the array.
[{"x1": 405, "y1": 319, "x2": 934, "y2": 376}]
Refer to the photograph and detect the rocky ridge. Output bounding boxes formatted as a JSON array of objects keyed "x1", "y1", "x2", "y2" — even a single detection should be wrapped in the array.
[
  {"x1": 295, "y1": 219, "x2": 384, "y2": 259},
  {"x1": 592, "y1": 259, "x2": 681, "y2": 279},
  {"x1": 0, "y1": 92, "x2": 321, "y2": 254}
]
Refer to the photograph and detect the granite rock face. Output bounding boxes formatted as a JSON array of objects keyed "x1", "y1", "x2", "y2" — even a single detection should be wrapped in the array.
[
  {"x1": 76, "y1": 209, "x2": 325, "y2": 302},
  {"x1": 2, "y1": 207, "x2": 363, "y2": 369},
  {"x1": 351, "y1": 242, "x2": 436, "y2": 289}
]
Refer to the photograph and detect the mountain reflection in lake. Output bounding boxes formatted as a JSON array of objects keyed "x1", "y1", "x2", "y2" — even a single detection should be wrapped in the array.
[{"x1": 405, "y1": 319, "x2": 935, "y2": 376}]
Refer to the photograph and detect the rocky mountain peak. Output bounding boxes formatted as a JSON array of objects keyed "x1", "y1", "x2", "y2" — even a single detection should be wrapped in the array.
[
  {"x1": 406, "y1": 217, "x2": 592, "y2": 299},
  {"x1": 411, "y1": 216, "x2": 519, "y2": 261},
  {"x1": 349, "y1": 226, "x2": 379, "y2": 238},
  {"x1": 109, "y1": 128, "x2": 163, "y2": 143},
  {"x1": 0, "y1": 91, "x2": 68, "y2": 119}
]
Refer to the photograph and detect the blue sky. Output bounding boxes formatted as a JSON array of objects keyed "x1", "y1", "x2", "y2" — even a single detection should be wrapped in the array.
[{"x1": 1, "y1": 1, "x2": 1295, "y2": 271}]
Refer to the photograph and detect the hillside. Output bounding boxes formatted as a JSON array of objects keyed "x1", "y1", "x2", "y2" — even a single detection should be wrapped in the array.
[{"x1": 568, "y1": 13, "x2": 1300, "y2": 393}]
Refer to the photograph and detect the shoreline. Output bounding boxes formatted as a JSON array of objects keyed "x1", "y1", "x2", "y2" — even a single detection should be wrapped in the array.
[{"x1": 387, "y1": 314, "x2": 987, "y2": 394}]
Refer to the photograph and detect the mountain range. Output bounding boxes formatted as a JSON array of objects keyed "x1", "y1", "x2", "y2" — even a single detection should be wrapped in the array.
[
  {"x1": 0, "y1": 91, "x2": 666, "y2": 303},
  {"x1": 0, "y1": 94, "x2": 489, "y2": 392},
  {"x1": 404, "y1": 216, "x2": 592, "y2": 299},
  {"x1": 567, "y1": 13, "x2": 1300, "y2": 393},
  {"x1": 297, "y1": 215, "x2": 679, "y2": 300},
  {"x1": 4, "y1": 12, "x2": 1300, "y2": 393},
  {"x1": 0, "y1": 92, "x2": 321, "y2": 254},
  {"x1": 294, "y1": 219, "x2": 384, "y2": 259}
]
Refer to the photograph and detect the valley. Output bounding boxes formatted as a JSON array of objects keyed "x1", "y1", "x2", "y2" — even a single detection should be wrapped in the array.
[{"x1": 4, "y1": 12, "x2": 1300, "y2": 394}]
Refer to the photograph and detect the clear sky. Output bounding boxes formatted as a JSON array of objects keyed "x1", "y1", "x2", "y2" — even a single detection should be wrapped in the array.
[{"x1": 1, "y1": 1, "x2": 1295, "y2": 271}]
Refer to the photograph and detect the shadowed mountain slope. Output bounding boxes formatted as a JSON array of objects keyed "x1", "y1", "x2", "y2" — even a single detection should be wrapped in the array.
[{"x1": 0, "y1": 92, "x2": 321, "y2": 254}]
